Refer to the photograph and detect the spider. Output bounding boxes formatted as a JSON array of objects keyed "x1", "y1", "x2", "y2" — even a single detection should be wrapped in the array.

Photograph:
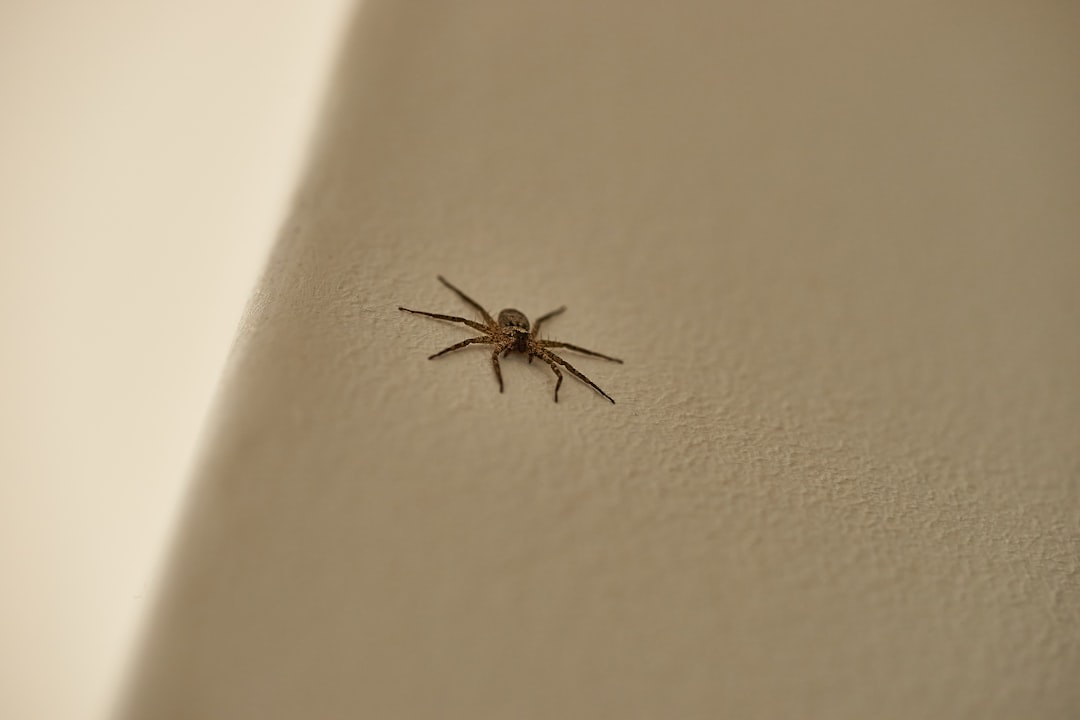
[{"x1": 399, "y1": 276, "x2": 623, "y2": 403}]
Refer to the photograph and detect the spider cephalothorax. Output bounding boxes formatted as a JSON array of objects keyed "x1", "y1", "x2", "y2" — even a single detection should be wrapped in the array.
[{"x1": 399, "y1": 276, "x2": 622, "y2": 403}]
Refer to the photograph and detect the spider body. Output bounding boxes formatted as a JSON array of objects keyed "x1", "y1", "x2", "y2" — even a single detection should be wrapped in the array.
[
  {"x1": 399, "y1": 276, "x2": 622, "y2": 403},
  {"x1": 497, "y1": 309, "x2": 531, "y2": 352}
]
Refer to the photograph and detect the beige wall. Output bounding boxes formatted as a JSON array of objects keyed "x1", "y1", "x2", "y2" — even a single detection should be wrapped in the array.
[
  {"x1": 0, "y1": 2, "x2": 350, "y2": 719},
  {"x1": 117, "y1": 1, "x2": 1080, "y2": 718}
]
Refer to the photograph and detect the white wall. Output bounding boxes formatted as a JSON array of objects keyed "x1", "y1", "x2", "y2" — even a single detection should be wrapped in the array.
[{"x1": 0, "y1": 2, "x2": 353, "y2": 718}]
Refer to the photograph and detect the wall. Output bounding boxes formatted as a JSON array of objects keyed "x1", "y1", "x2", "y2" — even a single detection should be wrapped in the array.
[
  {"x1": 0, "y1": 2, "x2": 351, "y2": 718},
  {"x1": 120, "y1": 1, "x2": 1080, "y2": 718}
]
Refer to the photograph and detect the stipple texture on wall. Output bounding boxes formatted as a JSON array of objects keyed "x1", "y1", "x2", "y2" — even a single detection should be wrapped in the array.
[{"x1": 120, "y1": 1, "x2": 1080, "y2": 718}]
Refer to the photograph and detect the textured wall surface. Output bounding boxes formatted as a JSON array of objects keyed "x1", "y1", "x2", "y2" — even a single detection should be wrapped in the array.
[{"x1": 120, "y1": 1, "x2": 1080, "y2": 718}]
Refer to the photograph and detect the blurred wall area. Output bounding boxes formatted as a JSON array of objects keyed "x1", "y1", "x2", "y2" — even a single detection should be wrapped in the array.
[{"x1": 0, "y1": 2, "x2": 353, "y2": 719}]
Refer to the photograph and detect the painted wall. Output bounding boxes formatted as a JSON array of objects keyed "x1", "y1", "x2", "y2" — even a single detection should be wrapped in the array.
[
  {"x1": 0, "y1": 2, "x2": 350, "y2": 718},
  {"x1": 120, "y1": 1, "x2": 1079, "y2": 718}
]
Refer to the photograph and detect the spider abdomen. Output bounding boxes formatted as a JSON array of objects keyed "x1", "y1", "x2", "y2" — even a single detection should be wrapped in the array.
[{"x1": 497, "y1": 308, "x2": 530, "y2": 331}]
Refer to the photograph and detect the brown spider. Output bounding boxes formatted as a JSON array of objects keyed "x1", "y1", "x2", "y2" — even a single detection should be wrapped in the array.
[{"x1": 399, "y1": 276, "x2": 623, "y2": 403}]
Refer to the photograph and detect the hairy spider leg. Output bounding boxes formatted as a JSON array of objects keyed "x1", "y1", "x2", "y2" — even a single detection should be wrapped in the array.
[
  {"x1": 527, "y1": 306, "x2": 566, "y2": 364},
  {"x1": 536, "y1": 340, "x2": 623, "y2": 364},
  {"x1": 437, "y1": 276, "x2": 495, "y2": 326},
  {"x1": 530, "y1": 306, "x2": 566, "y2": 338},
  {"x1": 490, "y1": 348, "x2": 504, "y2": 392},
  {"x1": 399, "y1": 307, "x2": 488, "y2": 333},
  {"x1": 428, "y1": 336, "x2": 495, "y2": 360},
  {"x1": 532, "y1": 352, "x2": 564, "y2": 402},
  {"x1": 537, "y1": 348, "x2": 616, "y2": 404}
]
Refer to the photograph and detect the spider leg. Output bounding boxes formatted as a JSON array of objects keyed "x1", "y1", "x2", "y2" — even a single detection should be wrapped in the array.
[
  {"x1": 532, "y1": 352, "x2": 564, "y2": 403},
  {"x1": 536, "y1": 340, "x2": 623, "y2": 363},
  {"x1": 428, "y1": 336, "x2": 494, "y2": 360},
  {"x1": 399, "y1": 307, "x2": 488, "y2": 333},
  {"x1": 537, "y1": 348, "x2": 616, "y2": 404},
  {"x1": 437, "y1": 276, "x2": 496, "y2": 326},
  {"x1": 491, "y1": 347, "x2": 504, "y2": 393},
  {"x1": 529, "y1": 306, "x2": 566, "y2": 364},
  {"x1": 530, "y1": 306, "x2": 566, "y2": 339}
]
